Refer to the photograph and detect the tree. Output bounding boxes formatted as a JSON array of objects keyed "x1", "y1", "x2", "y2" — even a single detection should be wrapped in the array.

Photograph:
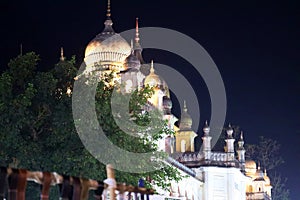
[
  {"x1": 245, "y1": 136, "x2": 289, "y2": 200},
  {"x1": 0, "y1": 52, "x2": 182, "y2": 198}
]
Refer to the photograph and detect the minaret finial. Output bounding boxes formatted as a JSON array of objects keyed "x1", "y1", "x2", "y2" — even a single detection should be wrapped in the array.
[
  {"x1": 106, "y1": 0, "x2": 111, "y2": 18},
  {"x1": 203, "y1": 120, "x2": 210, "y2": 135},
  {"x1": 60, "y1": 47, "x2": 65, "y2": 61},
  {"x1": 226, "y1": 123, "x2": 234, "y2": 138},
  {"x1": 183, "y1": 100, "x2": 188, "y2": 112},
  {"x1": 240, "y1": 131, "x2": 244, "y2": 140}
]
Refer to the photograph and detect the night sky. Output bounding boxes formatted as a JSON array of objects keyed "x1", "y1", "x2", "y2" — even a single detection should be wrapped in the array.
[{"x1": 1, "y1": 0, "x2": 299, "y2": 199}]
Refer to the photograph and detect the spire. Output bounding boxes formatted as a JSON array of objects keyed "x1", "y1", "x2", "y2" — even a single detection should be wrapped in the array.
[
  {"x1": 135, "y1": 18, "x2": 141, "y2": 48},
  {"x1": 60, "y1": 47, "x2": 65, "y2": 61},
  {"x1": 134, "y1": 17, "x2": 142, "y2": 51},
  {"x1": 133, "y1": 17, "x2": 144, "y2": 64}
]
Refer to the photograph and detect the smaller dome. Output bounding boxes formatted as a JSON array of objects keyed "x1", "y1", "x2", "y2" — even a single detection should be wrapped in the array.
[
  {"x1": 125, "y1": 53, "x2": 140, "y2": 69},
  {"x1": 144, "y1": 60, "x2": 161, "y2": 87},
  {"x1": 179, "y1": 101, "x2": 192, "y2": 130},
  {"x1": 245, "y1": 160, "x2": 257, "y2": 175},
  {"x1": 124, "y1": 41, "x2": 140, "y2": 70},
  {"x1": 245, "y1": 160, "x2": 257, "y2": 169},
  {"x1": 255, "y1": 165, "x2": 265, "y2": 179}
]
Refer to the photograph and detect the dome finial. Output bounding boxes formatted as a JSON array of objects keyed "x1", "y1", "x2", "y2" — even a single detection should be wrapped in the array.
[
  {"x1": 150, "y1": 60, "x2": 155, "y2": 73},
  {"x1": 227, "y1": 123, "x2": 234, "y2": 138},
  {"x1": 183, "y1": 100, "x2": 187, "y2": 112},
  {"x1": 106, "y1": 0, "x2": 111, "y2": 18},
  {"x1": 203, "y1": 120, "x2": 210, "y2": 135},
  {"x1": 60, "y1": 47, "x2": 65, "y2": 61}
]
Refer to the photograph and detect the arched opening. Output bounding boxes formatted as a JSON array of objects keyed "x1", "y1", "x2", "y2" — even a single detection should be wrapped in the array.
[{"x1": 181, "y1": 140, "x2": 186, "y2": 153}]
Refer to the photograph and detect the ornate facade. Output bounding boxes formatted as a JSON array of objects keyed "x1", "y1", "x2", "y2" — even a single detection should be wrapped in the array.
[{"x1": 81, "y1": 1, "x2": 272, "y2": 199}]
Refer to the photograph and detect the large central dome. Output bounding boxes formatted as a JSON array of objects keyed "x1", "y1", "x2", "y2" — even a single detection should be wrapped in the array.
[{"x1": 84, "y1": 3, "x2": 131, "y2": 71}]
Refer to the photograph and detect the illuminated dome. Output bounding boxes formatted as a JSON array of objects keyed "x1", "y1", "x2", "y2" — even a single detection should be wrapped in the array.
[
  {"x1": 84, "y1": 3, "x2": 131, "y2": 69},
  {"x1": 144, "y1": 60, "x2": 161, "y2": 87},
  {"x1": 245, "y1": 160, "x2": 257, "y2": 175}
]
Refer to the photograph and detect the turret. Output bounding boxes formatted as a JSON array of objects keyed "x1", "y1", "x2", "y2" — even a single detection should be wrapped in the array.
[
  {"x1": 201, "y1": 121, "x2": 212, "y2": 160},
  {"x1": 175, "y1": 101, "x2": 197, "y2": 152},
  {"x1": 225, "y1": 124, "x2": 235, "y2": 161},
  {"x1": 237, "y1": 131, "x2": 246, "y2": 171}
]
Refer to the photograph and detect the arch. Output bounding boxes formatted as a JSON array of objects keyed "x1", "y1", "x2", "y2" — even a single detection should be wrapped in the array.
[{"x1": 181, "y1": 140, "x2": 186, "y2": 153}]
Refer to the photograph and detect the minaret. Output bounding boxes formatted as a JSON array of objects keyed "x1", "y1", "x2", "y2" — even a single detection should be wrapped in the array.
[
  {"x1": 134, "y1": 18, "x2": 145, "y2": 64},
  {"x1": 225, "y1": 124, "x2": 235, "y2": 161},
  {"x1": 60, "y1": 47, "x2": 65, "y2": 61},
  {"x1": 202, "y1": 121, "x2": 212, "y2": 160},
  {"x1": 175, "y1": 101, "x2": 197, "y2": 152},
  {"x1": 237, "y1": 131, "x2": 246, "y2": 171}
]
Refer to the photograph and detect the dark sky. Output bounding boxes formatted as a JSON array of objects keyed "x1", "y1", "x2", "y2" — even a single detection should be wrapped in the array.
[{"x1": 1, "y1": 0, "x2": 299, "y2": 199}]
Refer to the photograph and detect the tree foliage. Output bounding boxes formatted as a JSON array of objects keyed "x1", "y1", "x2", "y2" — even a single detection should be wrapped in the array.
[{"x1": 0, "y1": 52, "x2": 181, "y2": 198}]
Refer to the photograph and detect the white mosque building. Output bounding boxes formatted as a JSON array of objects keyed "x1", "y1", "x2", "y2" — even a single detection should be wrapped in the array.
[{"x1": 79, "y1": 1, "x2": 273, "y2": 199}]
